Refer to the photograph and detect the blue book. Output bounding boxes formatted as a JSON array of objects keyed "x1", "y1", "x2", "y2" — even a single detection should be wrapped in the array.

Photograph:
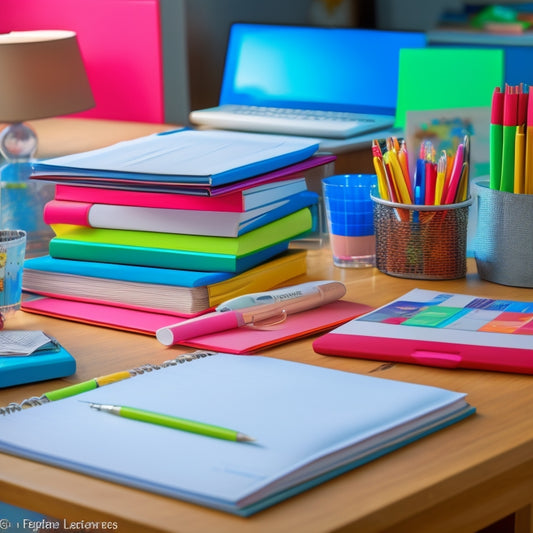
[
  {"x1": 24, "y1": 255, "x2": 233, "y2": 287},
  {"x1": 0, "y1": 333, "x2": 76, "y2": 388},
  {"x1": 22, "y1": 250, "x2": 308, "y2": 316},
  {"x1": 31, "y1": 129, "x2": 319, "y2": 188},
  {"x1": 0, "y1": 353, "x2": 474, "y2": 515}
]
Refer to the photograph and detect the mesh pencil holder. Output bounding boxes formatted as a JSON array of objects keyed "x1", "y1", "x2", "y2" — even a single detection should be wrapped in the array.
[
  {"x1": 473, "y1": 177, "x2": 533, "y2": 287},
  {"x1": 371, "y1": 195, "x2": 471, "y2": 280}
]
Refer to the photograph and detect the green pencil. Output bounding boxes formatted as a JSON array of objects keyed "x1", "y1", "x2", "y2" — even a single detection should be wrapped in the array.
[
  {"x1": 500, "y1": 88, "x2": 518, "y2": 193},
  {"x1": 86, "y1": 402, "x2": 255, "y2": 442}
]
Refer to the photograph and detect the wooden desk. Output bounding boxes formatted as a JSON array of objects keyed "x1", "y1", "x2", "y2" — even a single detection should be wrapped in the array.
[
  {"x1": 0, "y1": 119, "x2": 532, "y2": 533},
  {"x1": 29, "y1": 117, "x2": 178, "y2": 159},
  {"x1": 1, "y1": 253, "x2": 532, "y2": 533},
  {"x1": 28, "y1": 117, "x2": 374, "y2": 174}
]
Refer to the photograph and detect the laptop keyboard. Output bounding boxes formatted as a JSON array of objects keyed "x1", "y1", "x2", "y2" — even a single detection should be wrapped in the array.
[
  {"x1": 225, "y1": 105, "x2": 375, "y2": 123},
  {"x1": 190, "y1": 104, "x2": 394, "y2": 139}
]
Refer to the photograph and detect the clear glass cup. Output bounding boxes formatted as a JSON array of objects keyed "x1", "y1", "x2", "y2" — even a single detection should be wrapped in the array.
[
  {"x1": 322, "y1": 174, "x2": 377, "y2": 268},
  {"x1": 0, "y1": 229, "x2": 27, "y2": 324}
]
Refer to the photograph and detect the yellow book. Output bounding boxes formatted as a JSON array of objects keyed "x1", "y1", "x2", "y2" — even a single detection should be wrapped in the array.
[{"x1": 23, "y1": 250, "x2": 308, "y2": 316}]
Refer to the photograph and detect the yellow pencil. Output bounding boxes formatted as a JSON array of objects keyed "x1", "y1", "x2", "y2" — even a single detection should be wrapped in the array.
[
  {"x1": 373, "y1": 155, "x2": 390, "y2": 201},
  {"x1": 514, "y1": 123, "x2": 525, "y2": 194},
  {"x1": 387, "y1": 149, "x2": 412, "y2": 204},
  {"x1": 434, "y1": 153, "x2": 447, "y2": 206}
]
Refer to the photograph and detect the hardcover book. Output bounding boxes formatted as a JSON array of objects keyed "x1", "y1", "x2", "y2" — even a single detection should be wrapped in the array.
[
  {"x1": 48, "y1": 208, "x2": 312, "y2": 272},
  {"x1": 43, "y1": 191, "x2": 318, "y2": 237},
  {"x1": 23, "y1": 250, "x2": 308, "y2": 316},
  {"x1": 50, "y1": 208, "x2": 312, "y2": 256}
]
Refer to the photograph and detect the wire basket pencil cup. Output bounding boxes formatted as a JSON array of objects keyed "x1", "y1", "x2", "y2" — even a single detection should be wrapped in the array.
[{"x1": 372, "y1": 195, "x2": 471, "y2": 280}]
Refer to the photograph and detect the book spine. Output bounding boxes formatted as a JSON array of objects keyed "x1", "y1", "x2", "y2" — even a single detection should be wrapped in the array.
[
  {"x1": 23, "y1": 256, "x2": 230, "y2": 286},
  {"x1": 48, "y1": 239, "x2": 239, "y2": 272},
  {"x1": 54, "y1": 185, "x2": 245, "y2": 212},
  {"x1": 44, "y1": 200, "x2": 92, "y2": 226},
  {"x1": 48, "y1": 238, "x2": 290, "y2": 272},
  {"x1": 50, "y1": 208, "x2": 312, "y2": 256}
]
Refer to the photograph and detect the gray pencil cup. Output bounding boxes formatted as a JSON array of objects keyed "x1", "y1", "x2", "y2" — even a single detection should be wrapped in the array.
[{"x1": 473, "y1": 177, "x2": 533, "y2": 287}]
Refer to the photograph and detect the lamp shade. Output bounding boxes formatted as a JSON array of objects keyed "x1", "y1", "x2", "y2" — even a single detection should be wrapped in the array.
[{"x1": 0, "y1": 30, "x2": 95, "y2": 122}]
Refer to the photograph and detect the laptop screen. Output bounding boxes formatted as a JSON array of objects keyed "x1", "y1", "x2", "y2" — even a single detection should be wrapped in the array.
[{"x1": 219, "y1": 24, "x2": 426, "y2": 116}]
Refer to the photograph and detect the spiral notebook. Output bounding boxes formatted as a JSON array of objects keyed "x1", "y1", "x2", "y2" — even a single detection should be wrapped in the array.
[{"x1": 0, "y1": 352, "x2": 474, "y2": 515}]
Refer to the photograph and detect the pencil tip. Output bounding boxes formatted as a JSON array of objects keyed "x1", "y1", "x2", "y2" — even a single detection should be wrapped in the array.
[{"x1": 237, "y1": 433, "x2": 256, "y2": 443}]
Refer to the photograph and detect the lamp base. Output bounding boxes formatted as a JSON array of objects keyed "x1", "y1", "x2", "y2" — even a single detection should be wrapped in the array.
[{"x1": 0, "y1": 122, "x2": 37, "y2": 162}]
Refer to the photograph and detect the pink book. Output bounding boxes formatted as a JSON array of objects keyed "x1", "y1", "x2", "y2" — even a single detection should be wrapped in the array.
[
  {"x1": 54, "y1": 186, "x2": 248, "y2": 212},
  {"x1": 21, "y1": 297, "x2": 372, "y2": 354}
]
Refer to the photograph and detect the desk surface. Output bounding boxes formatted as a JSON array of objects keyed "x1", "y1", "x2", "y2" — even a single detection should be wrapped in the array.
[{"x1": 1, "y1": 119, "x2": 532, "y2": 533}]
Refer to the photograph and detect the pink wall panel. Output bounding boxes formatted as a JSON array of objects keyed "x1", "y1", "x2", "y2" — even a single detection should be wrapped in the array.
[{"x1": 1, "y1": 0, "x2": 165, "y2": 122}]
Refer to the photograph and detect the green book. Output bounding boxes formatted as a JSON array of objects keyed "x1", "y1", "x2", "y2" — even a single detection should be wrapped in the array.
[
  {"x1": 51, "y1": 208, "x2": 312, "y2": 255},
  {"x1": 49, "y1": 209, "x2": 312, "y2": 273}
]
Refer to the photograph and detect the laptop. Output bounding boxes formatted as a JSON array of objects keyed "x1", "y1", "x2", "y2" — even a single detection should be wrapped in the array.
[{"x1": 189, "y1": 24, "x2": 426, "y2": 139}]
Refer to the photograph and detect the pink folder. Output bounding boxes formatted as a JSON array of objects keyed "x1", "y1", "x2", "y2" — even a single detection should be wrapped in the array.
[{"x1": 21, "y1": 297, "x2": 372, "y2": 354}]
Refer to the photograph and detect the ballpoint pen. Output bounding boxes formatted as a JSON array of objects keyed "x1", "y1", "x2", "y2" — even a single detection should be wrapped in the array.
[
  {"x1": 85, "y1": 402, "x2": 254, "y2": 442},
  {"x1": 156, "y1": 280, "x2": 346, "y2": 346}
]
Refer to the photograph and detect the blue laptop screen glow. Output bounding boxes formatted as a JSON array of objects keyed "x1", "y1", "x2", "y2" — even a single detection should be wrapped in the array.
[{"x1": 220, "y1": 24, "x2": 426, "y2": 116}]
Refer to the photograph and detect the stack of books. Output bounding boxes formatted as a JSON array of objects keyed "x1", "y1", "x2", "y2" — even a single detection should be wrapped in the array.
[{"x1": 22, "y1": 129, "x2": 335, "y2": 331}]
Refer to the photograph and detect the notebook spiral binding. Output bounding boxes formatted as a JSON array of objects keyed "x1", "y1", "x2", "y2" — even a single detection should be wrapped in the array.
[{"x1": 0, "y1": 350, "x2": 216, "y2": 416}]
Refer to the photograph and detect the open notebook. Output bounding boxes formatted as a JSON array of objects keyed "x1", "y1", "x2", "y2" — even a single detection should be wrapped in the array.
[
  {"x1": 189, "y1": 24, "x2": 426, "y2": 139},
  {"x1": 0, "y1": 352, "x2": 474, "y2": 515}
]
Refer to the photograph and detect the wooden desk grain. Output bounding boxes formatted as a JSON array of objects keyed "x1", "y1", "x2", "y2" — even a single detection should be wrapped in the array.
[
  {"x1": 0, "y1": 252, "x2": 532, "y2": 533},
  {"x1": 28, "y1": 117, "x2": 178, "y2": 159},
  {"x1": 0, "y1": 119, "x2": 531, "y2": 532}
]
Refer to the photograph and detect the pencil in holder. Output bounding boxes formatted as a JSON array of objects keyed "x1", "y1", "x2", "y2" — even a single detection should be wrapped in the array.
[
  {"x1": 372, "y1": 195, "x2": 471, "y2": 280},
  {"x1": 473, "y1": 177, "x2": 533, "y2": 287}
]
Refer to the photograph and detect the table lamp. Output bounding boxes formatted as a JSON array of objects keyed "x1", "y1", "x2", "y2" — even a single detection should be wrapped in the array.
[{"x1": 0, "y1": 30, "x2": 95, "y2": 162}]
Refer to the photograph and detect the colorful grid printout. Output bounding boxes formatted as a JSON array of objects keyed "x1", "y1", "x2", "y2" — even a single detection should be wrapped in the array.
[{"x1": 360, "y1": 291, "x2": 533, "y2": 335}]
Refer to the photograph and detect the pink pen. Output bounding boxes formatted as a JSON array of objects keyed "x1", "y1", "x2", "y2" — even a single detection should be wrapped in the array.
[
  {"x1": 443, "y1": 143, "x2": 465, "y2": 205},
  {"x1": 156, "y1": 281, "x2": 346, "y2": 346}
]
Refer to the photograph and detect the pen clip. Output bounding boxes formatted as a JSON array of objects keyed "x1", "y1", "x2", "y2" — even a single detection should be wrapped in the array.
[{"x1": 248, "y1": 309, "x2": 287, "y2": 330}]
